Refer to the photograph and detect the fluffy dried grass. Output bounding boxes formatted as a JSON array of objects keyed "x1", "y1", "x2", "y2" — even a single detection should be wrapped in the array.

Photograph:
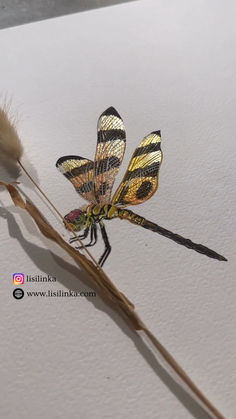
[{"x1": 0, "y1": 104, "x2": 23, "y2": 161}]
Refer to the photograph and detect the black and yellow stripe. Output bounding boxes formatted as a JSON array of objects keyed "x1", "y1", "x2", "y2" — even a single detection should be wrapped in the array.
[
  {"x1": 94, "y1": 107, "x2": 126, "y2": 204},
  {"x1": 56, "y1": 155, "x2": 96, "y2": 203},
  {"x1": 112, "y1": 131, "x2": 163, "y2": 206},
  {"x1": 87, "y1": 203, "x2": 119, "y2": 220}
]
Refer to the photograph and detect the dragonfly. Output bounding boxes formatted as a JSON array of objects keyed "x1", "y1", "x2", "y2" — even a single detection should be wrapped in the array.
[{"x1": 56, "y1": 106, "x2": 227, "y2": 266}]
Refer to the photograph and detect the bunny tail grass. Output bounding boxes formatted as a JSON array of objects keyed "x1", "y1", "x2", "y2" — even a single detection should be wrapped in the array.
[
  {"x1": 0, "y1": 105, "x2": 23, "y2": 161},
  {"x1": 0, "y1": 104, "x2": 99, "y2": 268}
]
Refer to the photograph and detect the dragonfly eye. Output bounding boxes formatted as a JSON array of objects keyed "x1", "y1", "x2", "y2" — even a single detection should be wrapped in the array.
[
  {"x1": 63, "y1": 209, "x2": 85, "y2": 231},
  {"x1": 64, "y1": 209, "x2": 83, "y2": 222}
]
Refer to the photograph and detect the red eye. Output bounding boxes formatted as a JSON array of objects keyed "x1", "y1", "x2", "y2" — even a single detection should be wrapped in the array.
[{"x1": 64, "y1": 209, "x2": 82, "y2": 222}]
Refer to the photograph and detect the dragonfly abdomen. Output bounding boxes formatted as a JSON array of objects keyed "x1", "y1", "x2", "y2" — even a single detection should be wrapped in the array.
[
  {"x1": 117, "y1": 209, "x2": 145, "y2": 225},
  {"x1": 118, "y1": 209, "x2": 227, "y2": 262}
]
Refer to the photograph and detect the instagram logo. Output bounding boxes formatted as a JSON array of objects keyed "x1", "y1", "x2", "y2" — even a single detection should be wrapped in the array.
[{"x1": 13, "y1": 273, "x2": 24, "y2": 285}]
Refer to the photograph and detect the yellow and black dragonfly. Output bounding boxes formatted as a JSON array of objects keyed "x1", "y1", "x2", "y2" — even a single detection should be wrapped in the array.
[{"x1": 56, "y1": 107, "x2": 227, "y2": 266}]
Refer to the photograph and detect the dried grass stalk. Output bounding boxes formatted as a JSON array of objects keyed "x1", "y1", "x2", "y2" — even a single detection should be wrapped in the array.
[
  {"x1": 0, "y1": 105, "x2": 23, "y2": 161},
  {"x1": 0, "y1": 181, "x2": 139, "y2": 328},
  {"x1": 0, "y1": 180, "x2": 225, "y2": 419}
]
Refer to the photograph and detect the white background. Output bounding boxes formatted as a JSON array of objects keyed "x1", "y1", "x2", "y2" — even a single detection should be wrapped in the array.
[{"x1": 0, "y1": 1, "x2": 235, "y2": 418}]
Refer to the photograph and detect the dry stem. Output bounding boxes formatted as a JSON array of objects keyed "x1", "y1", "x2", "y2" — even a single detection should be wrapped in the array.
[{"x1": 0, "y1": 180, "x2": 225, "y2": 419}]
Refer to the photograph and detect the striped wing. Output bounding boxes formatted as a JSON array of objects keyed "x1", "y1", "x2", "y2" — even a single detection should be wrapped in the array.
[
  {"x1": 94, "y1": 107, "x2": 126, "y2": 204},
  {"x1": 112, "y1": 131, "x2": 163, "y2": 207},
  {"x1": 56, "y1": 155, "x2": 96, "y2": 203}
]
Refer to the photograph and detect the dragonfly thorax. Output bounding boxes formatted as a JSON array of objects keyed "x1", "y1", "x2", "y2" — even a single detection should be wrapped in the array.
[{"x1": 64, "y1": 204, "x2": 121, "y2": 232}]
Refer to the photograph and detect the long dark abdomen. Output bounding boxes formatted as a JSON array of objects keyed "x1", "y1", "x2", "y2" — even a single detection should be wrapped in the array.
[{"x1": 118, "y1": 209, "x2": 227, "y2": 262}]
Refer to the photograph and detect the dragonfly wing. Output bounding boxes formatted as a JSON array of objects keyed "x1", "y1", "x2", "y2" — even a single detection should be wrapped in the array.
[
  {"x1": 112, "y1": 131, "x2": 163, "y2": 206},
  {"x1": 56, "y1": 155, "x2": 96, "y2": 203},
  {"x1": 94, "y1": 107, "x2": 126, "y2": 204}
]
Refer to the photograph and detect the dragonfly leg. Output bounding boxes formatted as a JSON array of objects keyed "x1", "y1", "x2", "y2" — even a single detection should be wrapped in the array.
[
  {"x1": 75, "y1": 224, "x2": 98, "y2": 249},
  {"x1": 98, "y1": 222, "x2": 111, "y2": 267},
  {"x1": 69, "y1": 227, "x2": 89, "y2": 243}
]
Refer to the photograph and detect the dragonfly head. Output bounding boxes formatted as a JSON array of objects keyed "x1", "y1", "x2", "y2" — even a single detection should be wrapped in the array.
[{"x1": 63, "y1": 209, "x2": 87, "y2": 232}]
